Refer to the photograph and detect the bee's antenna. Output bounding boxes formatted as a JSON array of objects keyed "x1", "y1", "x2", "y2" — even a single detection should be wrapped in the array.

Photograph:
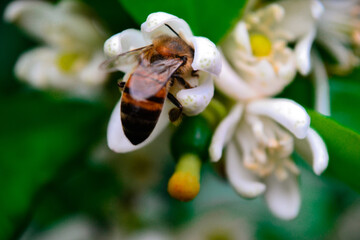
[{"x1": 165, "y1": 24, "x2": 182, "y2": 40}]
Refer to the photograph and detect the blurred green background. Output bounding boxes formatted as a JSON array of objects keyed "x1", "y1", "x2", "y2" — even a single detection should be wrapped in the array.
[{"x1": 1, "y1": 0, "x2": 360, "y2": 239}]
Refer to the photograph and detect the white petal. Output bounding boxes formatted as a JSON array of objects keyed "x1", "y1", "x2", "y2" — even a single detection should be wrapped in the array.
[
  {"x1": 190, "y1": 36, "x2": 221, "y2": 76},
  {"x1": 5, "y1": 0, "x2": 104, "y2": 50},
  {"x1": 226, "y1": 142, "x2": 266, "y2": 198},
  {"x1": 277, "y1": 0, "x2": 322, "y2": 40},
  {"x1": 56, "y1": 0, "x2": 100, "y2": 17},
  {"x1": 312, "y1": 52, "x2": 330, "y2": 116},
  {"x1": 103, "y1": 29, "x2": 147, "y2": 72},
  {"x1": 128, "y1": 230, "x2": 171, "y2": 240},
  {"x1": 209, "y1": 103, "x2": 244, "y2": 162},
  {"x1": 243, "y1": 50, "x2": 297, "y2": 99},
  {"x1": 4, "y1": 1, "x2": 53, "y2": 42},
  {"x1": 215, "y1": 51, "x2": 259, "y2": 101},
  {"x1": 233, "y1": 21, "x2": 252, "y2": 55},
  {"x1": 15, "y1": 48, "x2": 52, "y2": 88},
  {"x1": 265, "y1": 174, "x2": 301, "y2": 220},
  {"x1": 294, "y1": 128, "x2": 328, "y2": 175},
  {"x1": 317, "y1": 34, "x2": 359, "y2": 73},
  {"x1": 33, "y1": 216, "x2": 97, "y2": 240},
  {"x1": 295, "y1": 27, "x2": 316, "y2": 75},
  {"x1": 310, "y1": 0, "x2": 324, "y2": 19},
  {"x1": 107, "y1": 100, "x2": 170, "y2": 153},
  {"x1": 247, "y1": 60, "x2": 278, "y2": 94},
  {"x1": 104, "y1": 29, "x2": 146, "y2": 57},
  {"x1": 141, "y1": 12, "x2": 193, "y2": 43},
  {"x1": 49, "y1": 2, "x2": 104, "y2": 50},
  {"x1": 78, "y1": 51, "x2": 108, "y2": 86},
  {"x1": 277, "y1": 48, "x2": 297, "y2": 84},
  {"x1": 15, "y1": 47, "x2": 104, "y2": 98},
  {"x1": 176, "y1": 73, "x2": 214, "y2": 116},
  {"x1": 14, "y1": 47, "x2": 80, "y2": 92},
  {"x1": 247, "y1": 98, "x2": 310, "y2": 139}
]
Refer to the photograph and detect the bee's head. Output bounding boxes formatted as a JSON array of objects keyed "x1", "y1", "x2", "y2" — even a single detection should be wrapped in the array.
[{"x1": 154, "y1": 35, "x2": 193, "y2": 59}]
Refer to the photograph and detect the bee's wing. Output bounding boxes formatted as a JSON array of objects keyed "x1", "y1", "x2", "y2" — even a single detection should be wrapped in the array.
[
  {"x1": 100, "y1": 45, "x2": 151, "y2": 72},
  {"x1": 128, "y1": 58, "x2": 184, "y2": 100}
]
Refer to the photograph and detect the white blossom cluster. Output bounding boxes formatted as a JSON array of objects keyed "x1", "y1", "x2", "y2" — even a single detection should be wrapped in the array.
[{"x1": 9, "y1": 0, "x2": 360, "y2": 221}]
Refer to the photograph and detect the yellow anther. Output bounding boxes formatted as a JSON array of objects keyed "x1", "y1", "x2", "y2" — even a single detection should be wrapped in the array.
[
  {"x1": 249, "y1": 33, "x2": 272, "y2": 57},
  {"x1": 167, "y1": 154, "x2": 201, "y2": 202}
]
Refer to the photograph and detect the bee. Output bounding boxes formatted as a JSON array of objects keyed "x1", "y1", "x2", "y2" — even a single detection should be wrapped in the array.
[{"x1": 102, "y1": 24, "x2": 198, "y2": 145}]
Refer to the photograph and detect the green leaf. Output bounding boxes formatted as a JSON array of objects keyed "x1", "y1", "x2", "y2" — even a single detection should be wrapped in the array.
[
  {"x1": 330, "y1": 68, "x2": 360, "y2": 134},
  {"x1": 118, "y1": 0, "x2": 248, "y2": 43},
  {"x1": 33, "y1": 164, "x2": 120, "y2": 229},
  {"x1": 83, "y1": 0, "x2": 139, "y2": 33},
  {"x1": 0, "y1": 92, "x2": 106, "y2": 239},
  {"x1": 308, "y1": 110, "x2": 360, "y2": 192},
  {"x1": 279, "y1": 68, "x2": 360, "y2": 134}
]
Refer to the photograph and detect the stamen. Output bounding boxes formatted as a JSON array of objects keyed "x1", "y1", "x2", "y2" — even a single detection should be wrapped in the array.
[
  {"x1": 253, "y1": 148, "x2": 267, "y2": 164},
  {"x1": 352, "y1": 30, "x2": 360, "y2": 46},
  {"x1": 246, "y1": 114, "x2": 267, "y2": 145},
  {"x1": 284, "y1": 159, "x2": 300, "y2": 175},
  {"x1": 268, "y1": 138, "x2": 279, "y2": 149},
  {"x1": 275, "y1": 166, "x2": 288, "y2": 181},
  {"x1": 236, "y1": 124, "x2": 257, "y2": 166}
]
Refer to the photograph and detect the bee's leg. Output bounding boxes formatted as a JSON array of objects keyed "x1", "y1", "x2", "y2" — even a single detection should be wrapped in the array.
[
  {"x1": 167, "y1": 92, "x2": 183, "y2": 122},
  {"x1": 117, "y1": 80, "x2": 125, "y2": 91},
  {"x1": 191, "y1": 70, "x2": 199, "y2": 78},
  {"x1": 172, "y1": 75, "x2": 193, "y2": 89}
]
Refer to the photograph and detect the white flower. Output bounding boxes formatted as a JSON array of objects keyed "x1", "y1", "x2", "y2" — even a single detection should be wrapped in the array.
[
  {"x1": 280, "y1": 0, "x2": 360, "y2": 74},
  {"x1": 218, "y1": 4, "x2": 297, "y2": 101},
  {"x1": 316, "y1": 0, "x2": 360, "y2": 72},
  {"x1": 105, "y1": 12, "x2": 221, "y2": 153},
  {"x1": 127, "y1": 230, "x2": 171, "y2": 240},
  {"x1": 209, "y1": 99, "x2": 329, "y2": 220},
  {"x1": 177, "y1": 211, "x2": 254, "y2": 240},
  {"x1": 21, "y1": 216, "x2": 100, "y2": 240},
  {"x1": 277, "y1": 0, "x2": 360, "y2": 115},
  {"x1": 274, "y1": 0, "x2": 324, "y2": 75},
  {"x1": 4, "y1": 0, "x2": 108, "y2": 97}
]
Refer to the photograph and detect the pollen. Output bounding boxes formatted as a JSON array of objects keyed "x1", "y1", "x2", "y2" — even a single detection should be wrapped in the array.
[
  {"x1": 167, "y1": 154, "x2": 201, "y2": 202},
  {"x1": 249, "y1": 33, "x2": 272, "y2": 57}
]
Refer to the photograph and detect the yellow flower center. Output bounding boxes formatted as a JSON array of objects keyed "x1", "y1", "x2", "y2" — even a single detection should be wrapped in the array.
[
  {"x1": 249, "y1": 33, "x2": 272, "y2": 57},
  {"x1": 56, "y1": 52, "x2": 87, "y2": 73},
  {"x1": 167, "y1": 154, "x2": 201, "y2": 202}
]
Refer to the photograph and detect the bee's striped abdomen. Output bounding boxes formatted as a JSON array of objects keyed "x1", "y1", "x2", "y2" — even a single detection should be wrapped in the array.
[
  {"x1": 119, "y1": 55, "x2": 183, "y2": 145},
  {"x1": 121, "y1": 85, "x2": 167, "y2": 145}
]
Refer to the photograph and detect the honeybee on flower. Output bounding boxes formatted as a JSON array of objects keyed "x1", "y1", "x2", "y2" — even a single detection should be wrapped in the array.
[{"x1": 105, "y1": 12, "x2": 221, "y2": 153}]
